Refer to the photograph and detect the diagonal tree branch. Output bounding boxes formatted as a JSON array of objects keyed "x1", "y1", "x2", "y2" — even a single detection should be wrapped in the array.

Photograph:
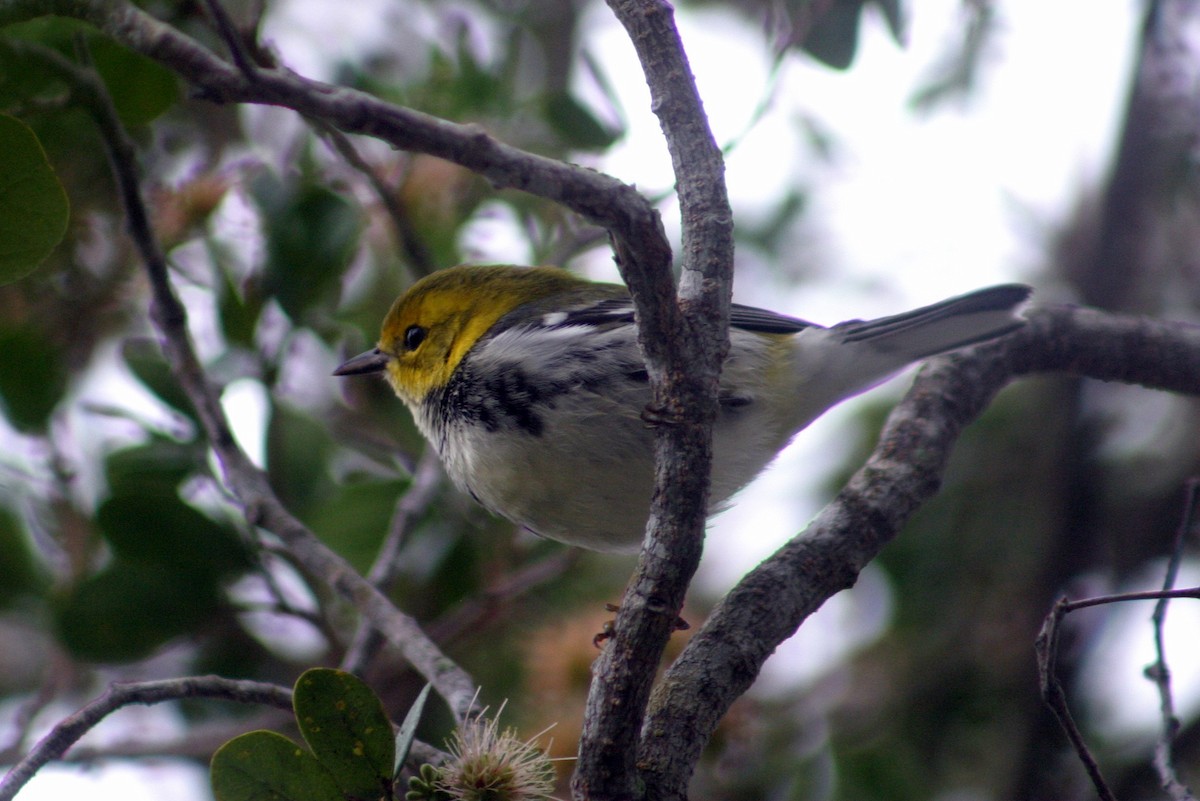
[
  {"x1": 638, "y1": 304, "x2": 1200, "y2": 797},
  {"x1": 30, "y1": 35, "x2": 479, "y2": 723}
]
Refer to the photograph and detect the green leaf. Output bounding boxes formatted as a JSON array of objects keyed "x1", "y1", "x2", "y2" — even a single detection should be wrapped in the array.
[
  {"x1": 255, "y1": 175, "x2": 361, "y2": 322},
  {"x1": 1, "y1": 18, "x2": 178, "y2": 126},
  {"x1": 122, "y1": 338, "x2": 197, "y2": 421},
  {"x1": 88, "y1": 34, "x2": 178, "y2": 127},
  {"x1": 394, "y1": 683, "x2": 432, "y2": 779},
  {"x1": 800, "y1": 0, "x2": 865, "y2": 70},
  {"x1": 0, "y1": 28, "x2": 69, "y2": 110},
  {"x1": 105, "y1": 439, "x2": 200, "y2": 496},
  {"x1": 0, "y1": 323, "x2": 68, "y2": 430},
  {"x1": 218, "y1": 267, "x2": 265, "y2": 347},
  {"x1": 0, "y1": 114, "x2": 69, "y2": 285},
  {"x1": 0, "y1": 506, "x2": 41, "y2": 606},
  {"x1": 266, "y1": 403, "x2": 335, "y2": 517},
  {"x1": 306, "y1": 479, "x2": 409, "y2": 574},
  {"x1": 294, "y1": 668, "x2": 395, "y2": 801},
  {"x1": 211, "y1": 731, "x2": 342, "y2": 801},
  {"x1": 96, "y1": 493, "x2": 251, "y2": 582},
  {"x1": 542, "y1": 91, "x2": 619, "y2": 150},
  {"x1": 0, "y1": 2, "x2": 53, "y2": 26},
  {"x1": 55, "y1": 560, "x2": 218, "y2": 661}
]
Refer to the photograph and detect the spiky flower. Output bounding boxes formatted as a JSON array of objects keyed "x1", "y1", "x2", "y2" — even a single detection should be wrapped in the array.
[{"x1": 436, "y1": 710, "x2": 556, "y2": 801}]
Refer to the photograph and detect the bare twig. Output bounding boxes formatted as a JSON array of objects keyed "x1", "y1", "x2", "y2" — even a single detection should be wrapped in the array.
[
  {"x1": 1063, "y1": 587, "x2": 1200, "y2": 612},
  {"x1": 1034, "y1": 577, "x2": 1200, "y2": 801},
  {"x1": 60, "y1": 708, "x2": 294, "y2": 762},
  {"x1": 1036, "y1": 598, "x2": 1119, "y2": 801},
  {"x1": 1149, "y1": 479, "x2": 1200, "y2": 801},
  {"x1": 370, "y1": 448, "x2": 447, "y2": 593},
  {"x1": 198, "y1": 0, "x2": 259, "y2": 78},
  {"x1": 341, "y1": 449, "x2": 445, "y2": 674},
  {"x1": 0, "y1": 676, "x2": 293, "y2": 801},
  {"x1": 312, "y1": 120, "x2": 438, "y2": 280},
  {"x1": 427, "y1": 549, "x2": 579, "y2": 645}
]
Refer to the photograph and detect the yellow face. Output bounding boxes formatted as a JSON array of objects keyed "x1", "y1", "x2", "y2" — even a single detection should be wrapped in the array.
[{"x1": 376, "y1": 265, "x2": 588, "y2": 406}]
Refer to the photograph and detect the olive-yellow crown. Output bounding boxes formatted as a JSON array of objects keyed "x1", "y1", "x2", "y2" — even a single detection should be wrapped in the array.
[{"x1": 374, "y1": 265, "x2": 595, "y2": 405}]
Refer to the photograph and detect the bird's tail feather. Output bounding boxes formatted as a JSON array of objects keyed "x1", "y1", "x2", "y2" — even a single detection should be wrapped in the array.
[{"x1": 835, "y1": 283, "x2": 1031, "y2": 359}]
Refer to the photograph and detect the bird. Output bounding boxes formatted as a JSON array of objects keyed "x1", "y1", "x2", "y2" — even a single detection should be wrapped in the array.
[{"x1": 335, "y1": 265, "x2": 1030, "y2": 553}]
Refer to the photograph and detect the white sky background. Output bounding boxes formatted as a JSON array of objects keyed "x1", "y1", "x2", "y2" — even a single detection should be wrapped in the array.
[{"x1": 17, "y1": 1, "x2": 1200, "y2": 799}]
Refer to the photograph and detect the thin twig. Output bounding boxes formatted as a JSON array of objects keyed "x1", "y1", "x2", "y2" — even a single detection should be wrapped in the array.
[
  {"x1": 427, "y1": 549, "x2": 579, "y2": 645},
  {"x1": 1063, "y1": 587, "x2": 1200, "y2": 613},
  {"x1": 60, "y1": 708, "x2": 294, "y2": 761},
  {"x1": 1149, "y1": 478, "x2": 1200, "y2": 801},
  {"x1": 371, "y1": 448, "x2": 446, "y2": 592},
  {"x1": 341, "y1": 449, "x2": 445, "y2": 674},
  {"x1": 198, "y1": 0, "x2": 258, "y2": 79},
  {"x1": 0, "y1": 676, "x2": 293, "y2": 801},
  {"x1": 1034, "y1": 574, "x2": 1200, "y2": 801},
  {"x1": 1035, "y1": 598, "x2": 1119, "y2": 801},
  {"x1": 312, "y1": 119, "x2": 437, "y2": 280}
]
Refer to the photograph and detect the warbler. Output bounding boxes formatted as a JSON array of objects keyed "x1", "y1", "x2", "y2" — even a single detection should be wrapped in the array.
[{"x1": 335, "y1": 265, "x2": 1029, "y2": 552}]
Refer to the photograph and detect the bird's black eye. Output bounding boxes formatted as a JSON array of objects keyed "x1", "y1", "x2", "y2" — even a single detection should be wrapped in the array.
[{"x1": 403, "y1": 324, "x2": 427, "y2": 351}]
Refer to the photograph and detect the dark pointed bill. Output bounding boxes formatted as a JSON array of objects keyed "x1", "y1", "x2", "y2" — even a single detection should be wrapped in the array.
[{"x1": 333, "y1": 348, "x2": 390, "y2": 376}]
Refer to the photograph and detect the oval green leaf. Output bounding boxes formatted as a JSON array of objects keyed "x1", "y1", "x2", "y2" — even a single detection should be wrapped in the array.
[
  {"x1": 0, "y1": 506, "x2": 42, "y2": 606},
  {"x1": 0, "y1": 114, "x2": 69, "y2": 284},
  {"x1": 211, "y1": 730, "x2": 342, "y2": 801},
  {"x1": 1, "y1": 19, "x2": 178, "y2": 127},
  {"x1": 89, "y1": 34, "x2": 179, "y2": 127},
  {"x1": 122, "y1": 338, "x2": 198, "y2": 422},
  {"x1": 105, "y1": 438, "x2": 201, "y2": 497},
  {"x1": 293, "y1": 668, "x2": 395, "y2": 801},
  {"x1": 96, "y1": 493, "x2": 252, "y2": 582},
  {"x1": 255, "y1": 176, "x2": 361, "y2": 322},
  {"x1": 0, "y1": 324, "x2": 68, "y2": 431},
  {"x1": 55, "y1": 560, "x2": 217, "y2": 662},
  {"x1": 543, "y1": 91, "x2": 619, "y2": 150}
]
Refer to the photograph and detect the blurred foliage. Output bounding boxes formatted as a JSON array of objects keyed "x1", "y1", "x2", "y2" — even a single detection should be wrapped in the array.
[
  {"x1": 908, "y1": 0, "x2": 997, "y2": 111},
  {"x1": 0, "y1": 114, "x2": 69, "y2": 286},
  {"x1": 685, "y1": 0, "x2": 904, "y2": 70},
  {"x1": 0, "y1": 2, "x2": 1197, "y2": 801}
]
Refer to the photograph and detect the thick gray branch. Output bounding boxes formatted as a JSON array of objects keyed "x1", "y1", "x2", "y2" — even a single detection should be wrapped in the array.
[{"x1": 575, "y1": 2, "x2": 734, "y2": 799}]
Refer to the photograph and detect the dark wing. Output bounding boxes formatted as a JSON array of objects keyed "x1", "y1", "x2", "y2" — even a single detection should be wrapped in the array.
[
  {"x1": 538, "y1": 297, "x2": 817, "y2": 335},
  {"x1": 729, "y1": 303, "x2": 816, "y2": 334},
  {"x1": 546, "y1": 297, "x2": 635, "y2": 328}
]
